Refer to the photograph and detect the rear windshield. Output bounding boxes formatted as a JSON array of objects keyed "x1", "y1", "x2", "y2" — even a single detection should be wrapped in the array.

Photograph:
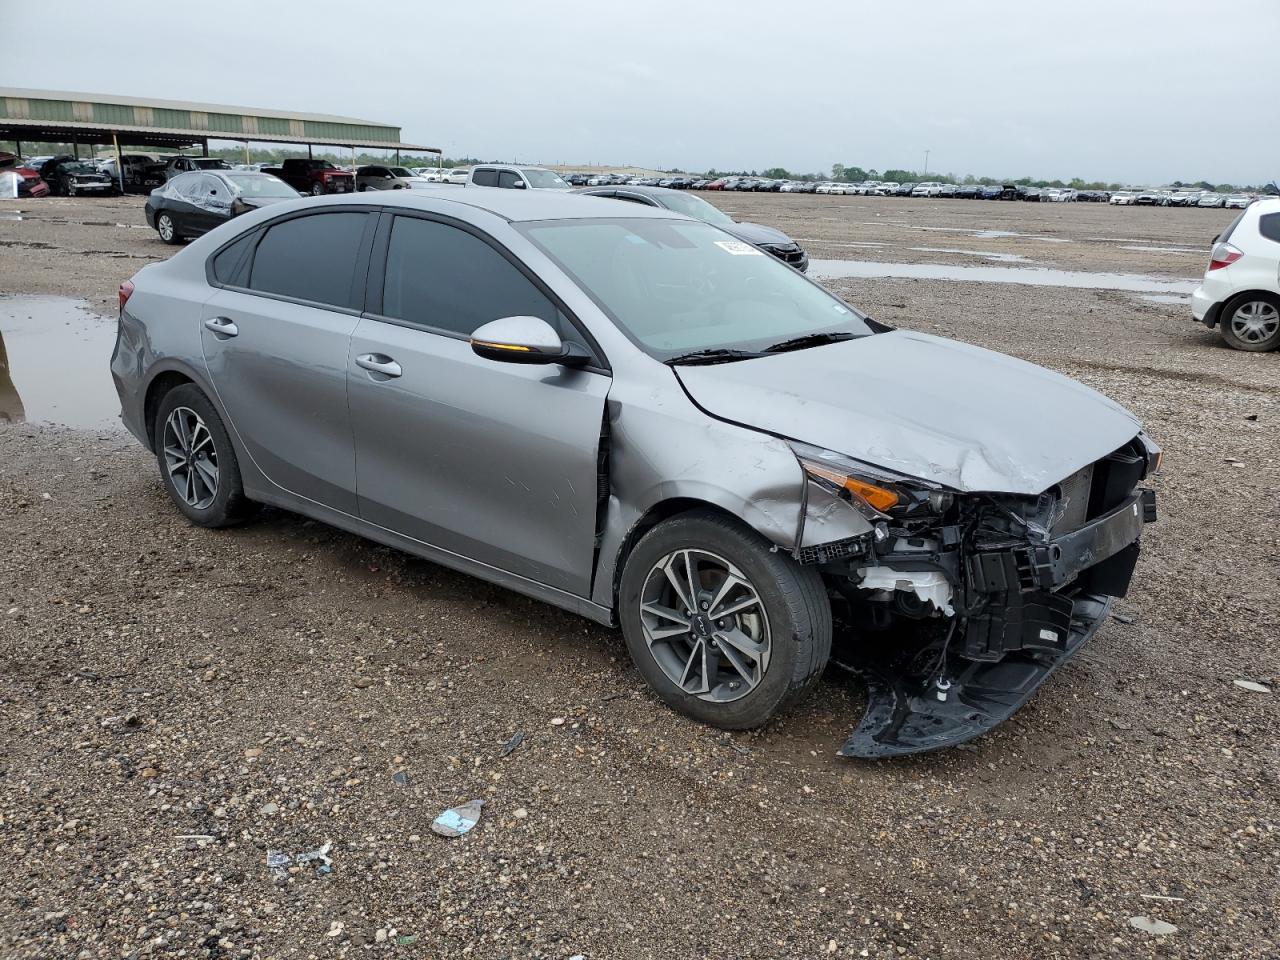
[
  {"x1": 227, "y1": 174, "x2": 299, "y2": 198},
  {"x1": 1217, "y1": 209, "x2": 1248, "y2": 243}
]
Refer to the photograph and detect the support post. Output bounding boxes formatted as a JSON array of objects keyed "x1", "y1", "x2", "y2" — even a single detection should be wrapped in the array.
[
  {"x1": 244, "y1": 140, "x2": 250, "y2": 166},
  {"x1": 72, "y1": 140, "x2": 79, "y2": 159},
  {"x1": 201, "y1": 139, "x2": 209, "y2": 157},
  {"x1": 308, "y1": 144, "x2": 313, "y2": 159},
  {"x1": 113, "y1": 131, "x2": 124, "y2": 194},
  {"x1": 14, "y1": 140, "x2": 21, "y2": 161}
]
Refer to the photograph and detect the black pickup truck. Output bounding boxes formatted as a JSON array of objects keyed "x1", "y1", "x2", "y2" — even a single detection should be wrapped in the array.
[{"x1": 141, "y1": 156, "x2": 234, "y2": 189}]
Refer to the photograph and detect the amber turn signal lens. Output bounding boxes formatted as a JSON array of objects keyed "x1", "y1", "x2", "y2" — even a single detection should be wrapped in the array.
[
  {"x1": 802, "y1": 462, "x2": 900, "y2": 512},
  {"x1": 471, "y1": 339, "x2": 531, "y2": 352}
]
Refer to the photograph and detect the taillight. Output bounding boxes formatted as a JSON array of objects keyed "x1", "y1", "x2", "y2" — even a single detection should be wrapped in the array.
[
  {"x1": 118, "y1": 279, "x2": 135, "y2": 314},
  {"x1": 1208, "y1": 242, "x2": 1242, "y2": 271}
]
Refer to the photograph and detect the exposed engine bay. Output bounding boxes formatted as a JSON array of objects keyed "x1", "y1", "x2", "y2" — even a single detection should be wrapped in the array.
[{"x1": 797, "y1": 435, "x2": 1160, "y2": 757}]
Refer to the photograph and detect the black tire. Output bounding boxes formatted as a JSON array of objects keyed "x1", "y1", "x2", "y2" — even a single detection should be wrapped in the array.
[
  {"x1": 153, "y1": 384, "x2": 256, "y2": 528},
  {"x1": 156, "y1": 211, "x2": 181, "y2": 245},
  {"x1": 618, "y1": 509, "x2": 832, "y2": 730},
  {"x1": 1218, "y1": 292, "x2": 1280, "y2": 352},
  {"x1": 311, "y1": 182, "x2": 324, "y2": 196}
]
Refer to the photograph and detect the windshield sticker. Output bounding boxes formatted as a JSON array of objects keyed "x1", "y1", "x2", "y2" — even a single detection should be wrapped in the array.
[{"x1": 714, "y1": 240, "x2": 764, "y2": 256}]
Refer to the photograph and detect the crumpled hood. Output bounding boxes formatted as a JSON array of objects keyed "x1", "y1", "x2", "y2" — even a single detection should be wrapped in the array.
[
  {"x1": 722, "y1": 220, "x2": 795, "y2": 248},
  {"x1": 675, "y1": 330, "x2": 1141, "y2": 494}
]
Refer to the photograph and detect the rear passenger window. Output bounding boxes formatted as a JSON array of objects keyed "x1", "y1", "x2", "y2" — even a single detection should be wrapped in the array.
[
  {"x1": 211, "y1": 232, "x2": 255, "y2": 285},
  {"x1": 471, "y1": 168, "x2": 498, "y2": 187},
  {"x1": 381, "y1": 216, "x2": 558, "y2": 337},
  {"x1": 248, "y1": 212, "x2": 367, "y2": 309},
  {"x1": 1259, "y1": 213, "x2": 1280, "y2": 244},
  {"x1": 497, "y1": 170, "x2": 523, "y2": 189}
]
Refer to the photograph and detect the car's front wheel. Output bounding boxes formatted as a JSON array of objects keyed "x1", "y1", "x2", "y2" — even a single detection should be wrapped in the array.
[
  {"x1": 1219, "y1": 292, "x2": 1280, "y2": 352},
  {"x1": 311, "y1": 182, "x2": 324, "y2": 196},
  {"x1": 156, "y1": 212, "x2": 180, "y2": 245},
  {"x1": 154, "y1": 384, "x2": 256, "y2": 527},
  {"x1": 619, "y1": 510, "x2": 831, "y2": 730}
]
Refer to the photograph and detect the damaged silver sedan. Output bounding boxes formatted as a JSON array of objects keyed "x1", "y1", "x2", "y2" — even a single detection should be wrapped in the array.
[{"x1": 111, "y1": 190, "x2": 1159, "y2": 757}]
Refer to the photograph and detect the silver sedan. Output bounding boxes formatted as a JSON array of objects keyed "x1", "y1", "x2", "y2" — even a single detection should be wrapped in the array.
[{"x1": 111, "y1": 190, "x2": 1159, "y2": 757}]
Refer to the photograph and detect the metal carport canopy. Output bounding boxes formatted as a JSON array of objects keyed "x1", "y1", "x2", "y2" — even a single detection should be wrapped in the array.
[{"x1": 0, "y1": 88, "x2": 437, "y2": 153}]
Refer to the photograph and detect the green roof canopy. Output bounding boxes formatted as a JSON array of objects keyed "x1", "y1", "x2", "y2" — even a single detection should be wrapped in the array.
[{"x1": 0, "y1": 88, "x2": 436, "y2": 153}]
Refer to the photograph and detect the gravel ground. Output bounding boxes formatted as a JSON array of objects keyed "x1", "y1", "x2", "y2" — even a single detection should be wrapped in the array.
[{"x1": 0, "y1": 194, "x2": 1277, "y2": 959}]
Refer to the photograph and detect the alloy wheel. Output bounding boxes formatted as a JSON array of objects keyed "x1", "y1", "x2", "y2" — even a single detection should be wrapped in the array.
[
  {"x1": 639, "y1": 549, "x2": 771, "y2": 703},
  {"x1": 1229, "y1": 301, "x2": 1280, "y2": 345},
  {"x1": 162, "y1": 406, "x2": 219, "y2": 509},
  {"x1": 158, "y1": 214, "x2": 174, "y2": 242}
]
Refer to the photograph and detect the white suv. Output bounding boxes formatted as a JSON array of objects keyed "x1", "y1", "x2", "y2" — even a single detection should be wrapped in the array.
[
  {"x1": 466, "y1": 164, "x2": 570, "y2": 190},
  {"x1": 1191, "y1": 197, "x2": 1280, "y2": 351}
]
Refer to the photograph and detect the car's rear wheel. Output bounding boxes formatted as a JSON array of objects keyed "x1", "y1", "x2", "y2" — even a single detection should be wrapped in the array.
[
  {"x1": 1219, "y1": 293, "x2": 1280, "y2": 352},
  {"x1": 156, "y1": 212, "x2": 180, "y2": 245},
  {"x1": 619, "y1": 509, "x2": 831, "y2": 730},
  {"x1": 311, "y1": 182, "x2": 324, "y2": 196},
  {"x1": 154, "y1": 384, "x2": 256, "y2": 527}
]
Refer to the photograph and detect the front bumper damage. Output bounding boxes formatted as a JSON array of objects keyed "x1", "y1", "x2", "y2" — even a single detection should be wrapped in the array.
[{"x1": 802, "y1": 439, "x2": 1159, "y2": 758}]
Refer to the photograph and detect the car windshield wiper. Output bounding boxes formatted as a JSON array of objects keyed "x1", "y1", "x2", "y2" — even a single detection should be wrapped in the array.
[
  {"x1": 762, "y1": 331, "x2": 857, "y2": 354},
  {"x1": 664, "y1": 348, "x2": 768, "y2": 366}
]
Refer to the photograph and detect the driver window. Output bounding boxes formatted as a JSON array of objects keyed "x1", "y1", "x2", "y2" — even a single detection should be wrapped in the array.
[
  {"x1": 497, "y1": 170, "x2": 523, "y2": 189},
  {"x1": 382, "y1": 216, "x2": 568, "y2": 341}
]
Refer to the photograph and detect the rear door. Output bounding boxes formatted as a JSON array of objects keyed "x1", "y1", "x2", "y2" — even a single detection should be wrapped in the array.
[
  {"x1": 347, "y1": 212, "x2": 610, "y2": 595},
  {"x1": 200, "y1": 209, "x2": 375, "y2": 514}
]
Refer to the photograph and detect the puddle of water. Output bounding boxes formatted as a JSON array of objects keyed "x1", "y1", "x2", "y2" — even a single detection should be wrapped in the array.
[
  {"x1": 794, "y1": 239, "x2": 888, "y2": 248},
  {"x1": 914, "y1": 226, "x2": 1074, "y2": 243},
  {"x1": 809, "y1": 259, "x2": 1199, "y2": 293},
  {"x1": 0, "y1": 295, "x2": 123, "y2": 430},
  {"x1": 1118, "y1": 245, "x2": 1203, "y2": 255},
  {"x1": 1141, "y1": 294, "x2": 1192, "y2": 304},
  {"x1": 909, "y1": 246, "x2": 1031, "y2": 263}
]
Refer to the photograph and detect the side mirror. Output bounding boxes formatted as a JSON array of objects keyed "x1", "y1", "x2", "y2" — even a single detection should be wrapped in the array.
[
  {"x1": 470, "y1": 316, "x2": 589, "y2": 367},
  {"x1": 510, "y1": 179, "x2": 527, "y2": 189}
]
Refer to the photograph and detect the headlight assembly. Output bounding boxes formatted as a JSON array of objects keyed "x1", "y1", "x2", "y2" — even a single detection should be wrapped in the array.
[{"x1": 791, "y1": 441, "x2": 950, "y2": 521}]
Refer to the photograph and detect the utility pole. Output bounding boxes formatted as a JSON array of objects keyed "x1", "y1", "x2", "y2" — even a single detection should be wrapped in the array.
[{"x1": 923, "y1": 150, "x2": 930, "y2": 175}]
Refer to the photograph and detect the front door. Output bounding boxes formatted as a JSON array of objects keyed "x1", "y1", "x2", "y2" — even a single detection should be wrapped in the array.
[
  {"x1": 200, "y1": 209, "x2": 374, "y2": 514},
  {"x1": 348, "y1": 213, "x2": 609, "y2": 596}
]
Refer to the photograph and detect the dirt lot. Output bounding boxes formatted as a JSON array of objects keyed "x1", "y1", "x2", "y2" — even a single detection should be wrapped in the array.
[{"x1": 1, "y1": 194, "x2": 1277, "y2": 959}]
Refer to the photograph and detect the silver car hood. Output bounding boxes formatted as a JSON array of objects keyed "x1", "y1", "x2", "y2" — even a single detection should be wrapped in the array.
[{"x1": 675, "y1": 330, "x2": 1141, "y2": 494}]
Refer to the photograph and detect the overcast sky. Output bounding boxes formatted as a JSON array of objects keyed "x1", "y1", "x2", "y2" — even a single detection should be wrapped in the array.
[{"x1": 3, "y1": 0, "x2": 1276, "y2": 184}]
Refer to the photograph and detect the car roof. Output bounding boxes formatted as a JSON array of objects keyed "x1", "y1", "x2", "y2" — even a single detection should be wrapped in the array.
[
  {"x1": 578, "y1": 184, "x2": 682, "y2": 201},
  {"x1": 298, "y1": 187, "x2": 688, "y2": 223}
]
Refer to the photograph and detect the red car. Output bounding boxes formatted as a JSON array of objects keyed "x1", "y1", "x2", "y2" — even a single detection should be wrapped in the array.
[
  {"x1": 704, "y1": 178, "x2": 729, "y2": 191},
  {"x1": 0, "y1": 152, "x2": 50, "y2": 198}
]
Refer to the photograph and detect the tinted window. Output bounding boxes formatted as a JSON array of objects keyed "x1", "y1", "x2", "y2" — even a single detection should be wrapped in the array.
[
  {"x1": 497, "y1": 170, "x2": 524, "y2": 189},
  {"x1": 1255, "y1": 212, "x2": 1280, "y2": 243},
  {"x1": 248, "y1": 212, "x2": 367, "y2": 308},
  {"x1": 382, "y1": 216, "x2": 557, "y2": 337},
  {"x1": 211, "y1": 232, "x2": 256, "y2": 285},
  {"x1": 471, "y1": 168, "x2": 498, "y2": 187}
]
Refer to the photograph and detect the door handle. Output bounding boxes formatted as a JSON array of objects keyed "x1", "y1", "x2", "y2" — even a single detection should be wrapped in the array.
[
  {"x1": 203, "y1": 317, "x2": 238, "y2": 338},
  {"x1": 355, "y1": 353, "x2": 403, "y2": 378}
]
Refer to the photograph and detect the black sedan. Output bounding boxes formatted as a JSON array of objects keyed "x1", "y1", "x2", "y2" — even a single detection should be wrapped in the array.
[
  {"x1": 145, "y1": 170, "x2": 300, "y2": 245},
  {"x1": 574, "y1": 184, "x2": 809, "y2": 272}
]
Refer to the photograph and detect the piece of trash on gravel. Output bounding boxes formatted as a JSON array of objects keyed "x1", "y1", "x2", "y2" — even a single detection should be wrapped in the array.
[
  {"x1": 397, "y1": 935, "x2": 419, "y2": 946},
  {"x1": 1233, "y1": 679, "x2": 1272, "y2": 694},
  {"x1": 500, "y1": 731, "x2": 525, "y2": 757},
  {"x1": 431, "y1": 799, "x2": 484, "y2": 837},
  {"x1": 266, "y1": 841, "x2": 333, "y2": 877},
  {"x1": 1111, "y1": 611, "x2": 1135, "y2": 624},
  {"x1": 1129, "y1": 916, "x2": 1177, "y2": 936},
  {"x1": 391, "y1": 771, "x2": 411, "y2": 787}
]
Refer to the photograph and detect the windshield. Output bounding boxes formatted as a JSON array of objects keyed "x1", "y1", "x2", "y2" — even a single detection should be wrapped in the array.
[
  {"x1": 194, "y1": 158, "x2": 230, "y2": 169},
  {"x1": 63, "y1": 162, "x2": 96, "y2": 174},
  {"x1": 388, "y1": 167, "x2": 415, "y2": 178},
  {"x1": 652, "y1": 191, "x2": 734, "y2": 226},
  {"x1": 521, "y1": 168, "x2": 569, "y2": 189},
  {"x1": 520, "y1": 218, "x2": 872, "y2": 360},
  {"x1": 303, "y1": 160, "x2": 336, "y2": 170},
  {"x1": 227, "y1": 174, "x2": 299, "y2": 198}
]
